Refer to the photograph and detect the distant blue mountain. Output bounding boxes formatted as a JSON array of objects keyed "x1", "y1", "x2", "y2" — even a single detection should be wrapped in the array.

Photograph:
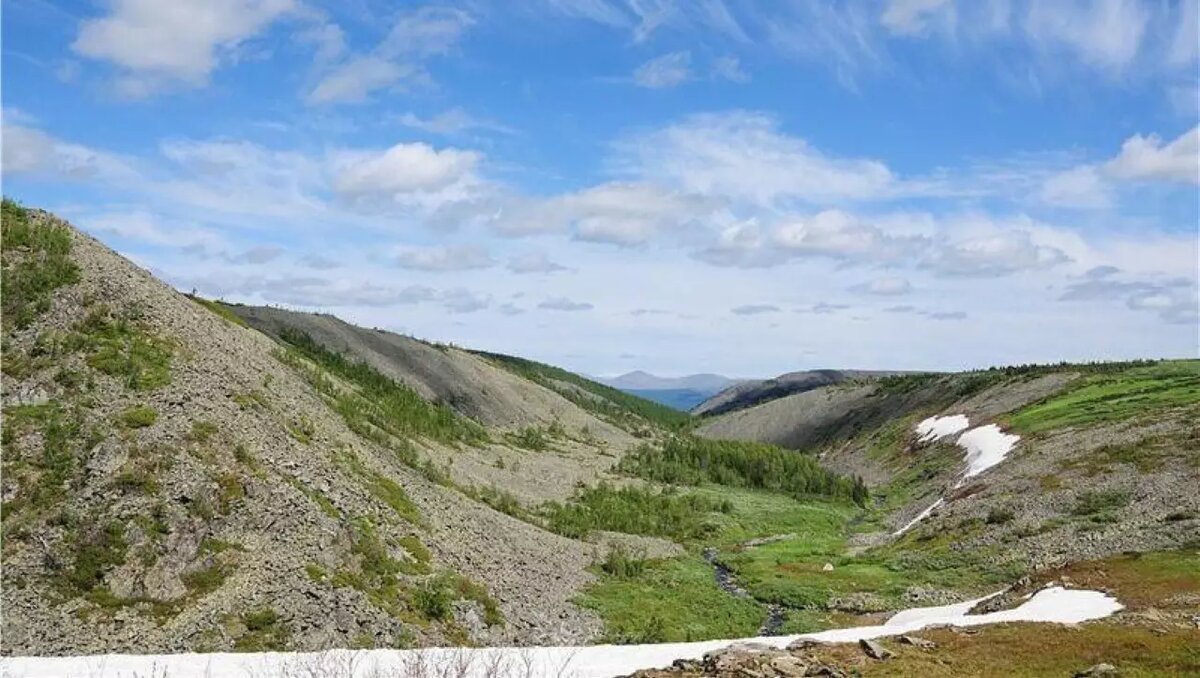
[{"x1": 624, "y1": 388, "x2": 714, "y2": 411}]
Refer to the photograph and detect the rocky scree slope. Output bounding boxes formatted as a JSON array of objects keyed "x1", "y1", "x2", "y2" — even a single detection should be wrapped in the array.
[
  {"x1": 699, "y1": 363, "x2": 1200, "y2": 588},
  {"x1": 0, "y1": 205, "x2": 670, "y2": 656},
  {"x1": 691, "y1": 370, "x2": 911, "y2": 418}
]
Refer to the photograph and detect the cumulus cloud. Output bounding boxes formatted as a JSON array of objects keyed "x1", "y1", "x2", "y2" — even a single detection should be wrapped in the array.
[
  {"x1": 926, "y1": 230, "x2": 1071, "y2": 277},
  {"x1": 633, "y1": 51, "x2": 691, "y2": 88},
  {"x1": 731, "y1": 304, "x2": 779, "y2": 315},
  {"x1": 798, "y1": 303, "x2": 850, "y2": 315},
  {"x1": 774, "y1": 210, "x2": 922, "y2": 263},
  {"x1": 440, "y1": 288, "x2": 490, "y2": 313},
  {"x1": 226, "y1": 245, "x2": 284, "y2": 264},
  {"x1": 395, "y1": 244, "x2": 493, "y2": 271},
  {"x1": 72, "y1": 0, "x2": 296, "y2": 96},
  {"x1": 495, "y1": 181, "x2": 718, "y2": 245},
  {"x1": 331, "y1": 142, "x2": 482, "y2": 210},
  {"x1": 507, "y1": 252, "x2": 569, "y2": 274},
  {"x1": 539, "y1": 297, "x2": 594, "y2": 311},
  {"x1": 1104, "y1": 126, "x2": 1200, "y2": 183}
]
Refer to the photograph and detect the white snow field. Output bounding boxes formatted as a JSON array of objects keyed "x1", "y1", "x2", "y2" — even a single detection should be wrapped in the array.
[
  {"x1": 914, "y1": 414, "x2": 970, "y2": 442},
  {"x1": 3, "y1": 587, "x2": 1122, "y2": 678},
  {"x1": 956, "y1": 424, "x2": 1021, "y2": 480},
  {"x1": 897, "y1": 416, "x2": 1023, "y2": 533}
]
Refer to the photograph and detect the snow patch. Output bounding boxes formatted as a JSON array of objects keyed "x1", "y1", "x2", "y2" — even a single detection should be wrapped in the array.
[
  {"x1": 915, "y1": 414, "x2": 969, "y2": 442},
  {"x1": 956, "y1": 424, "x2": 1021, "y2": 481},
  {"x1": 3, "y1": 587, "x2": 1122, "y2": 678},
  {"x1": 892, "y1": 498, "x2": 944, "y2": 536}
]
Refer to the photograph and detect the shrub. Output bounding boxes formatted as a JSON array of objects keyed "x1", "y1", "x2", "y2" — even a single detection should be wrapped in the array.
[
  {"x1": 71, "y1": 308, "x2": 173, "y2": 390},
  {"x1": 618, "y1": 435, "x2": 868, "y2": 506},
  {"x1": 116, "y1": 405, "x2": 157, "y2": 429},
  {"x1": 986, "y1": 507, "x2": 1015, "y2": 525},
  {"x1": 508, "y1": 426, "x2": 549, "y2": 451},
  {"x1": 1072, "y1": 490, "x2": 1132, "y2": 517},
  {"x1": 601, "y1": 546, "x2": 647, "y2": 579},
  {"x1": 67, "y1": 521, "x2": 128, "y2": 594},
  {"x1": 543, "y1": 483, "x2": 728, "y2": 541},
  {"x1": 1, "y1": 198, "x2": 81, "y2": 329}
]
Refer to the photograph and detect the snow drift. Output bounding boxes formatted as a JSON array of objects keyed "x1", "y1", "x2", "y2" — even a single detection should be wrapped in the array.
[{"x1": 3, "y1": 587, "x2": 1122, "y2": 678}]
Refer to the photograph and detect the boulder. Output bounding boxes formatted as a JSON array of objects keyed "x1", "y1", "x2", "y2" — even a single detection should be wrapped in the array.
[
  {"x1": 898, "y1": 634, "x2": 937, "y2": 649},
  {"x1": 1074, "y1": 664, "x2": 1118, "y2": 678},
  {"x1": 858, "y1": 638, "x2": 893, "y2": 660}
]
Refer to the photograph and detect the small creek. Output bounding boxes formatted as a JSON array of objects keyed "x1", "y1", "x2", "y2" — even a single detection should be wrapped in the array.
[{"x1": 701, "y1": 546, "x2": 786, "y2": 636}]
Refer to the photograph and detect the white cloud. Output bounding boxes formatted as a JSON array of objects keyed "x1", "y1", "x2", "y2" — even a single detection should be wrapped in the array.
[
  {"x1": 1, "y1": 123, "x2": 137, "y2": 181},
  {"x1": 539, "y1": 297, "x2": 593, "y2": 311},
  {"x1": 395, "y1": 244, "x2": 493, "y2": 271},
  {"x1": 494, "y1": 181, "x2": 718, "y2": 245},
  {"x1": 633, "y1": 51, "x2": 691, "y2": 88},
  {"x1": 76, "y1": 210, "x2": 225, "y2": 250},
  {"x1": 1039, "y1": 165, "x2": 1112, "y2": 209},
  {"x1": 396, "y1": 108, "x2": 514, "y2": 136},
  {"x1": 306, "y1": 56, "x2": 413, "y2": 104},
  {"x1": 507, "y1": 252, "x2": 569, "y2": 274},
  {"x1": 927, "y1": 230, "x2": 1070, "y2": 277},
  {"x1": 617, "y1": 112, "x2": 896, "y2": 206},
  {"x1": 440, "y1": 288, "x2": 490, "y2": 313},
  {"x1": 710, "y1": 55, "x2": 749, "y2": 82},
  {"x1": 72, "y1": 0, "x2": 296, "y2": 95},
  {"x1": 1060, "y1": 265, "x2": 1197, "y2": 325},
  {"x1": 853, "y1": 276, "x2": 913, "y2": 296},
  {"x1": 774, "y1": 210, "x2": 921, "y2": 263},
  {"x1": 1104, "y1": 126, "x2": 1200, "y2": 183},
  {"x1": 307, "y1": 7, "x2": 472, "y2": 105},
  {"x1": 1024, "y1": 0, "x2": 1150, "y2": 73},
  {"x1": 331, "y1": 142, "x2": 482, "y2": 207},
  {"x1": 881, "y1": 0, "x2": 953, "y2": 36}
]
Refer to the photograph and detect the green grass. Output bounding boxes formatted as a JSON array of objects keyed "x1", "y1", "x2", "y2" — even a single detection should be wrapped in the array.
[
  {"x1": 576, "y1": 556, "x2": 764, "y2": 643},
  {"x1": 1008, "y1": 360, "x2": 1200, "y2": 433},
  {"x1": 1, "y1": 402, "x2": 86, "y2": 526},
  {"x1": 542, "y1": 483, "x2": 732, "y2": 540},
  {"x1": 186, "y1": 295, "x2": 249, "y2": 327},
  {"x1": 70, "y1": 307, "x2": 174, "y2": 391},
  {"x1": 277, "y1": 328, "x2": 487, "y2": 447},
  {"x1": 471, "y1": 350, "x2": 692, "y2": 430},
  {"x1": 618, "y1": 435, "x2": 868, "y2": 506},
  {"x1": 233, "y1": 608, "x2": 289, "y2": 651},
  {"x1": 1, "y1": 197, "x2": 81, "y2": 329},
  {"x1": 506, "y1": 426, "x2": 551, "y2": 451},
  {"x1": 116, "y1": 405, "x2": 158, "y2": 429},
  {"x1": 334, "y1": 448, "x2": 422, "y2": 525}
]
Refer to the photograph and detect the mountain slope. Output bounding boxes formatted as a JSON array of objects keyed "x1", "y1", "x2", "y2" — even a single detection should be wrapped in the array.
[
  {"x1": 0, "y1": 204, "x2": 679, "y2": 654},
  {"x1": 691, "y1": 369, "x2": 911, "y2": 417}
]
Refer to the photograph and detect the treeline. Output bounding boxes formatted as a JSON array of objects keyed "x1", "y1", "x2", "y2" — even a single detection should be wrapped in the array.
[
  {"x1": 618, "y1": 436, "x2": 868, "y2": 506},
  {"x1": 542, "y1": 483, "x2": 732, "y2": 541},
  {"x1": 278, "y1": 328, "x2": 487, "y2": 446}
]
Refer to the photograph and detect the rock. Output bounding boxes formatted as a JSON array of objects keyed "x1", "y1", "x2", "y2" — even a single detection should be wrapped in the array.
[
  {"x1": 898, "y1": 634, "x2": 937, "y2": 649},
  {"x1": 787, "y1": 638, "x2": 829, "y2": 651},
  {"x1": 768, "y1": 655, "x2": 809, "y2": 677},
  {"x1": 705, "y1": 643, "x2": 782, "y2": 672},
  {"x1": 822, "y1": 563, "x2": 834, "y2": 572},
  {"x1": 858, "y1": 638, "x2": 893, "y2": 660},
  {"x1": 1074, "y1": 663, "x2": 1118, "y2": 677},
  {"x1": 804, "y1": 665, "x2": 846, "y2": 678}
]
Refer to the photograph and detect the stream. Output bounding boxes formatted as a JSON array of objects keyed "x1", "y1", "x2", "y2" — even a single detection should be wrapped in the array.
[{"x1": 701, "y1": 546, "x2": 786, "y2": 636}]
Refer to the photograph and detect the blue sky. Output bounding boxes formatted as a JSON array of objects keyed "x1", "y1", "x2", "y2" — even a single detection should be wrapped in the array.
[{"x1": 3, "y1": 0, "x2": 1198, "y2": 377}]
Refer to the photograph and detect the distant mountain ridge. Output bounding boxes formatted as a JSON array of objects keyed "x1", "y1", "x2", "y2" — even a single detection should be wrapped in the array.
[
  {"x1": 598, "y1": 371, "x2": 743, "y2": 392},
  {"x1": 596, "y1": 371, "x2": 747, "y2": 411},
  {"x1": 692, "y1": 369, "x2": 917, "y2": 417}
]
